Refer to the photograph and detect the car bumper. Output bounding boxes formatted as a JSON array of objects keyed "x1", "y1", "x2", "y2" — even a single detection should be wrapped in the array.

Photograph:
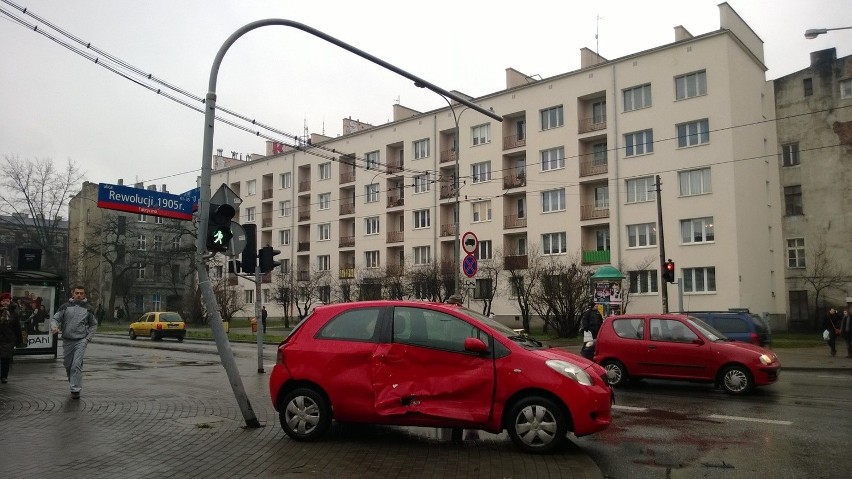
[
  {"x1": 155, "y1": 329, "x2": 185, "y2": 337},
  {"x1": 269, "y1": 364, "x2": 292, "y2": 410},
  {"x1": 754, "y1": 365, "x2": 780, "y2": 385},
  {"x1": 564, "y1": 383, "x2": 613, "y2": 437}
]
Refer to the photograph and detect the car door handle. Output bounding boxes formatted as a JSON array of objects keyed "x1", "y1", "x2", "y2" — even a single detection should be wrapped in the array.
[{"x1": 647, "y1": 345, "x2": 656, "y2": 350}]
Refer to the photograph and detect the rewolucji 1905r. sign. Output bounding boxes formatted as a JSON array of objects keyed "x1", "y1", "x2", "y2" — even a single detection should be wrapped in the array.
[{"x1": 96, "y1": 183, "x2": 196, "y2": 221}]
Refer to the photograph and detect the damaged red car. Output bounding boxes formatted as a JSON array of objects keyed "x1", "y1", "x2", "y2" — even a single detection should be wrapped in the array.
[{"x1": 269, "y1": 301, "x2": 612, "y2": 454}]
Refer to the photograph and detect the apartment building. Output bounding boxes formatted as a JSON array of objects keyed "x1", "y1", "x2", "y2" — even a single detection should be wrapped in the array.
[
  {"x1": 774, "y1": 48, "x2": 852, "y2": 331},
  {"x1": 212, "y1": 3, "x2": 787, "y2": 328}
]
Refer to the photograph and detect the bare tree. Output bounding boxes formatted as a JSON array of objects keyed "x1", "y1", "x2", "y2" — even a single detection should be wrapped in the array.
[
  {"x1": 0, "y1": 154, "x2": 83, "y2": 276},
  {"x1": 384, "y1": 263, "x2": 409, "y2": 300},
  {"x1": 211, "y1": 267, "x2": 247, "y2": 322},
  {"x1": 528, "y1": 255, "x2": 593, "y2": 338},
  {"x1": 271, "y1": 267, "x2": 297, "y2": 328},
  {"x1": 294, "y1": 268, "x2": 330, "y2": 319},
  {"x1": 473, "y1": 250, "x2": 501, "y2": 316},
  {"x1": 504, "y1": 248, "x2": 544, "y2": 333},
  {"x1": 617, "y1": 255, "x2": 656, "y2": 314},
  {"x1": 356, "y1": 267, "x2": 384, "y2": 301},
  {"x1": 800, "y1": 237, "x2": 847, "y2": 328},
  {"x1": 407, "y1": 259, "x2": 455, "y2": 302}
]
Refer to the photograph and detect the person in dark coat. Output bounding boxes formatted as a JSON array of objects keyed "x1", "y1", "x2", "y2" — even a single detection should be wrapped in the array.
[
  {"x1": 841, "y1": 308, "x2": 852, "y2": 358},
  {"x1": 0, "y1": 292, "x2": 24, "y2": 384},
  {"x1": 261, "y1": 306, "x2": 268, "y2": 334},
  {"x1": 581, "y1": 301, "x2": 604, "y2": 339},
  {"x1": 823, "y1": 308, "x2": 841, "y2": 357}
]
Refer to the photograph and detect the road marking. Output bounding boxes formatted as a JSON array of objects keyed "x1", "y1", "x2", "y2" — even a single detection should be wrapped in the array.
[
  {"x1": 708, "y1": 414, "x2": 792, "y2": 426},
  {"x1": 612, "y1": 405, "x2": 649, "y2": 412}
]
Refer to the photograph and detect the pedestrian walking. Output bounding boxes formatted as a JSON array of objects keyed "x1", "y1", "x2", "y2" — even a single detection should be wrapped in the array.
[
  {"x1": 50, "y1": 286, "x2": 97, "y2": 399},
  {"x1": 261, "y1": 306, "x2": 268, "y2": 334},
  {"x1": 823, "y1": 308, "x2": 841, "y2": 357},
  {"x1": 581, "y1": 301, "x2": 604, "y2": 340},
  {"x1": 0, "y1": 292, "x2": 24, "y2": 384},
  {"x1": 841, "y1": 308, "x2": 852, "y2": 359}
]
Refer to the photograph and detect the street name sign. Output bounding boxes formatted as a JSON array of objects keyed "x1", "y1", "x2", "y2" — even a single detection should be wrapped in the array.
[{"x1": 97, "y1": 183, "x2": 195, "y2": 221}]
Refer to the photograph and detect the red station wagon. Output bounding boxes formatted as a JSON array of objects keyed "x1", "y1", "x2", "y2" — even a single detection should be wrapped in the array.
[
  {"x1": 269, "y1": 301, "x2": 613, "y2": 454},
  {"x1": 593, "y1": 314, "x2": 780, "y2": 395}
]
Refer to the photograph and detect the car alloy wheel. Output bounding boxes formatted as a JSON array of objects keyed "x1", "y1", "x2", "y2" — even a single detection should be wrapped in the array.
[
  {"x1": 506, "y1": 395, "x2": 568, "y2": 454},
  {"x1": 279, "y1": 387, "x2": 331, "y2": 442},
  {"x1": 602, "y1": 360, "x2": 628, "y2": 387},
  {"x1": 721, "y1": 365, "x2": 751, "y2": 395}
]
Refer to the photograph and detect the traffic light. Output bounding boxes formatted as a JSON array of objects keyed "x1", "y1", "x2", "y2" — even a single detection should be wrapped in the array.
[
  {"x1": 227, "y1": 259, "x2": 242, "y2": 274},
  {"x1": 206, "y1": 203, "x2": 235, "y2": 252},
  {"x1": 241, "y1": 223, "x2": 257, "y2": 274},
  {"x1": 258, "y1": 245, "x2": 281, "y2": 273},
  {"x1": 662, "y1": 259, "x2": 676, "y2": 283}
]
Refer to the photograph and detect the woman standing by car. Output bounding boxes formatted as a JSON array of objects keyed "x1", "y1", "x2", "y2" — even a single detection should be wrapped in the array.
[{"x1": 0, "y1": 292, "x2": 24, "y2": 384}]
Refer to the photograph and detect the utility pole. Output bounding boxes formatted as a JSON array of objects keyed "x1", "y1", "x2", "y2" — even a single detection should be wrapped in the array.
[{"x1": 655, "y1": 175, "x2": 668, "y2": 313}]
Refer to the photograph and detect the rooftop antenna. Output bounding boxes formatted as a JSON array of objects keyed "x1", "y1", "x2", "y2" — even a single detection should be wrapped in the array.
[
  {"x1": 394, "y1": 95, "x2": 400, "y2": 105},
  {"x1": 596, "y1": 15, "x2": 603, "y2": 57}
]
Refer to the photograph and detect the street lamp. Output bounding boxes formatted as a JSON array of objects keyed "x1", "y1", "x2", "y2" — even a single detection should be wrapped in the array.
[{"x1": 804, "y1": 26, "x2": 852, "y2": 39}]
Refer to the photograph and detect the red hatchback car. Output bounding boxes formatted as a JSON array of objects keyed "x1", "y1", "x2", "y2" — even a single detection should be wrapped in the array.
[
  {"x1": 593, "y1": 314, "x2": 780, "y2": 395},
  {"x1": 269, "y1": 301, "x2": 612, "y2": 453}
]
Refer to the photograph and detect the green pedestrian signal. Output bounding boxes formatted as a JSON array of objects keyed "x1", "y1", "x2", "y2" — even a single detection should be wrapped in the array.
[{"x1": 206, "y1": 203, "x2": 235, "y2": 253}]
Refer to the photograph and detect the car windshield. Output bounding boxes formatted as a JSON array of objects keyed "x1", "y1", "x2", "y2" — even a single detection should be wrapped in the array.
[
  {"x1": 160, "y1": 313, "x2": 182, "y2": 322},
  {"x1": 687, "y1": 316, "x2": 728, "y2": 341},
  {"x1": 459, "y1": 307, "x2": 545, "y2": 348}
]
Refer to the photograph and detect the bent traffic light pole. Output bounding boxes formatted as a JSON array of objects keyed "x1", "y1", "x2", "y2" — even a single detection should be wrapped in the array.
[{"x1": 196, "y1": 19, "x2": 502, "y2": 428}]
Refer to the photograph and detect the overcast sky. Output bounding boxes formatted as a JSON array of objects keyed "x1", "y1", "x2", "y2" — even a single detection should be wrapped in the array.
[{"x1": 1, "y1": 0, "x2": 850, "y2": 195}]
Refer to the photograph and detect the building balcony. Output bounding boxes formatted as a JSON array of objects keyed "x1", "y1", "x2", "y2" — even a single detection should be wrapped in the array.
[
  {"x1": 339, "y1": 202, "x2": 354, "y2": 215},
  {"x1": 504, "y1": 215, "x2": 527, "y2": 229},
  {"x1": 578, "y1": 117, "x2": 607, "y2": 134},
  {"x1": 298, "y1": 180, "x2": 311, "y2": 193},
  {"x1": 387, "y1": 194, "x2": 404, "y2": 208},
  {"x1": 339, "y1": 267, "x2": 355, "y2": 279},
  {"x1": 582, "y1": 249, "x2": 611, "y2": 265},
  {"x1": 579, "y1": 159, "x2": 608, "y2": 177},
  {"x1": 441, "y1": 223, "x2": 457, "y2": 237},
  {"x1": 503, "y1": 174, "x2": 526, "y2": 189},
  {"x1": 440, "y1": 184, "x2": 455, "y2": 199},
  {"x1": 386, "y1": 264, "x2": 405, "y2": 277},
  {"x1": 298, "y1": 207, "x2": 310, "y2": 222},
  {"x1": 261, "y1": 272, "x2": 272, "y2": 284},
  {"x1": 504, "y1": 255, "x2": 528, "y2": 270},
  {"x1": 339, "y1": 171, "x2": 355, "y2": 184},
  {"x1": 386, "y1": 161, "x2": 404, "y2": 174},
  {"x1": 262, "y1": 188, "x2": 273, "y2": 200},
  {"x1": 297, "y1": 270, "x2": 309, "y2": 281},
  {"x1": 261, "y1": 215, "x2": 273, "y2": 228},
  {"x1": 339, "y1": 236, "x2": 355, "y2": 248},
  {"x1": 387, "y1": 230, "x2": 404, "y2": 243},
  {"x1": 580, "y1": 204, "x2": 610, "y2": 220},
  {"x1": 297, "y1": 242, "x2": 310, "y2": 252},
  {"x1": 440, "y1": 149, "x2": 457, "y2": 164},
  {"x1": 503, "y1": 134, "x2": 526, "y2": 150}
]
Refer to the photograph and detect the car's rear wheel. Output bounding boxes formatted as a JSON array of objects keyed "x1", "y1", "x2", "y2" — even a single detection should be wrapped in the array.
[
  {"x1": 177, "y1": 334, "x2": 185, "y2": 343},
  {"x1": 602, "y1": 359, "x2": 628, "y2": 387},
  {"x1": 150, "y1": 330, "x2": 159, "y2": 341},
  {"x1": 129, "y1": 329, "x2": 136, "y2": 340},
  {"x1": 720, "y1": 365, "x2": 752, "y2": 395},
  {"x1": 279, "y1": 387, "x2": 331, "y2": 442},
  {"x1": 505, "y1": 395, "x2": 569, "y2": 454}
]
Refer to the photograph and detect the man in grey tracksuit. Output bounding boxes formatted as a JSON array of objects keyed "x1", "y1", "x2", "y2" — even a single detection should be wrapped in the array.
[{"x1": 50, "y1": 286, "x2": 97, "y2": 399}]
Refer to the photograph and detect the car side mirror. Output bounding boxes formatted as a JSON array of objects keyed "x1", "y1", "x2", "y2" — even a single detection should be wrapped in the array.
[
  {"x1": 692, "y1": 338, "x2": 705, "y2": 345},
  {"x1": 464, "y1": 337, "x2": 488, "y2": 354}
]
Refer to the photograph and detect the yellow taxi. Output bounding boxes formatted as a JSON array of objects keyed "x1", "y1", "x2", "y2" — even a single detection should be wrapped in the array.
[{"x1": 129, "y1": 312, "x2": 186, "y2": 342}]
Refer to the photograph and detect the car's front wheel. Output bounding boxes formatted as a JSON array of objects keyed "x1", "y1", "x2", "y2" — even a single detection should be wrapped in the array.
[
  {"x1": 505, "y1": 395, "x2": 569, "y2": 454},
  {"x1": 279, "y1": 387, "x2": 331, "y2": 442},
  {"x1": 150, "y1": 330, "x2": 160, "y2": 341},
  {"x1": 602, "y1": 359, "x2": 628, "y2": 387},
  {"x1": 129, "y1": 329, "x2": 136, "y2": 340},
  {"x1": 720, "y1": 365, "x2": 752, "y2": 395}
]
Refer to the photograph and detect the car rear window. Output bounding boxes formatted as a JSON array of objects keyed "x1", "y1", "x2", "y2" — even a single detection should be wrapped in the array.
[
  {"x1": 612, "y1": 318, "x2": 644, "y2": 340},
  {"x1": 713, "y1": 316, "x2": 748, "y2": 334},
  {"x1": 160, "y1": 313, "x2": 183, "y2": 322},
  {"x1": 317, "y1": 308, "x2": 381, "y2": 342}
]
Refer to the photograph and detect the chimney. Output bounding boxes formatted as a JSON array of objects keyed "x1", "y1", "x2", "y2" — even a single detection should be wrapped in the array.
[
  {"x1": 118, "y1": 179, "x2": 124, "y2": 185},
  {"x1": 161, "y1": 184, "x2": 168, "y2": 193}
]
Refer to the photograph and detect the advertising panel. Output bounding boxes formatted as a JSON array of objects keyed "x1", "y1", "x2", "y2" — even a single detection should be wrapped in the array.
[{"x1": 11, "y1": 284, "x2": 56, "y2": 354}]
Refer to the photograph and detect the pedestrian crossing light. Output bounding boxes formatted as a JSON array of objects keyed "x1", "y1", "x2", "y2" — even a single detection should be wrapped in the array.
[
  {"x1": 206, "y1": 203, "x2": 235, "y2": 253},
  {"x1": 663, "y1": 259, "x2": 675, "y2": 283}
]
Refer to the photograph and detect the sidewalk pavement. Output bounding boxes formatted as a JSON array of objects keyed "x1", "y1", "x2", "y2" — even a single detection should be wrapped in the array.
[{"x1": 2, "y1": 336, "x2": 848, "y2": 479}]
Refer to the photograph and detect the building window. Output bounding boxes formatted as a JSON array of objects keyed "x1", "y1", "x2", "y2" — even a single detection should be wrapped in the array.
[
  {"x1": 626, "y1": 176, "x2": 656, "y2": 203},
  {"x1": 413, "y1": 209, "x2": 430, "y2": 229},
  {"x1": 624, "y1": 129, "x2": 654, "y2": 156},
  {"x1": 317, "y1": 255, "x2": 330, "y2": 271},
  {"x1": 280, "y1": 258, "x2": 290, "y2": 274},
  {"x1": 677, "y1": 119, "x2": 710, "y2": 147},
  {"x1": 540, "y1": 147, "x2": 565, "y2": 171},
  {"x1": 318, "y1": 223, "x2": 330, "y2": 241},
  {"x1": 627, "y1": 223, "x2": 657, "y2": 248},
  {"x1": 789, "y1": 290, "x2": 809, "y2": 323},
  {"x1": 782, "y1": 143, "x2": 800, "y2": 166},
  {"x1": 542, "y1": 232, "x2": 567, "y2": 255},
  {"x1": 516, "y1": 197, "x2": 526, "y2": 218},
  {"x1": 172, "y1": 237, "x2": 180, "y2": 250},
  {"x1": 245, "y1": 290, "x2": 254, "y2": 304},
  {"x1": 365, "y1": 216, "x2": 380, "y2": 235},
  {"x1": 281, "y1": 200, "x2": 291, "y2": 217},
  {"x1": 133, "y1": 294, "x2": 144, "y2": 309},
  {"x1": 681, "y1": 217, "x2": 715, "y2": 244},
  {"x1": 472, "y1": 124, "x2": 490, "y2": 145},
  {"x1": 628, "y1": 270, "x2": 658, "y2": 294},
  {"x1": 365, "y1": 250, "x2": 380, "y2": 268},
  {"x1": 541, "y1": 189, "x2": 566, "y2": 213},
  {"x1": 592, "y1": 100, "x2": 606, "y2": 124},
  {"x1": 471, "y1": 161, "x2": 491, "y2": 183},
  {"x1": 509, "y1": 276, "x2": 524, "y2": 298},
  {"x1": 682, "y1": 267, "x2": 716, "y2": 293},
  {"x1": 594, "y1": 186, "x2": 609, "y2": 209},
  {"x1": 365, "y1": 183, "x2": 379, "y2": 203},
  {"x1": 593, "y1": 142, "x2": 608, "y2": 165},
  {"x1": 318, "y1": 193, "x2": 331, "y2": 210},
  {"x1": 154, "y1": 235, "x2": 163, "y2": 251},
  {"x1": 153, "y1": 264, "x2": 162, "y2": 280},
  {"x1": 280, "y1": 172, "x2": 292, "y2": 189},
  {"x1": 623, "y1": 84, "x2": 652, "y2": 111},
  {"x1": 477, "y1": 240, "x2": 492, "y2": 260},
  {"x1": 474, "y1": 278, "x2": 493, "y2": 299},
  {"x1": 675, "y1": 70, "x2": 707, "y2": 100},
  {"x1": 247, "y1": 179, "x2": 256, "y2": 196},
  {"x1": 137, "y1": 214, "x2": 146, "y2": 222},
  {"x1": 540, "y1": 105, "x2": 564, "y2": 130},
  {"x1": 245, "y1": 207, "x2": 256, "y2": 222},
  {"x1": 787, "y1": 238, "x2": 806, "y2": 268},
  {"x1": 678, "y1": 168, "x2": 712, "y2": 196},
  {"x1": 803, "y1": 78, "x2": 813, "y2": 97},
  {"x1": 840, "y1": 79, "x2": 852, "y2": 99},
  {"x1": 365, "y1": 151, "x2": 379, "y2": 170},
  {"x1": 155, "y1": 216, "x2": 163, "y2": 225},
  {"x1": 413, "y1": 246, "x2": 431, "y2": 265},
  {"x1": 414, "y1": 173, "x2": 430, "y2": 193},
  {"x1": 136, "y1": 263, "x2": 146, "y2": 279},
  {"x1": 319, "y1": 162, "x2": 331, "y2": 180},
  {"x1": 280, "y1": 229, "x2": 290, "y2": 245},
  {"x1": 136, "y1": 234, "x2": 146, "y2": 251},
  {"x1": 784, "y1": 185, "x2": 803, "y2": 216},
  {"x1": 414, "y1": 139, "x2": 430, "y2": 159},
  {"x1": 471, "y1": 200, "x2": 492, "y2": 222}
]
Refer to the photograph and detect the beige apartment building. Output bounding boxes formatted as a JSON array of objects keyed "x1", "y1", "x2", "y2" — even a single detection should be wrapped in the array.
[
  {"x1": 212, "y1": 3, "x2": 787, "y2": 328},
  {"x1": 774, "y1": 48, "x2": 852, "y2": 331}
]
